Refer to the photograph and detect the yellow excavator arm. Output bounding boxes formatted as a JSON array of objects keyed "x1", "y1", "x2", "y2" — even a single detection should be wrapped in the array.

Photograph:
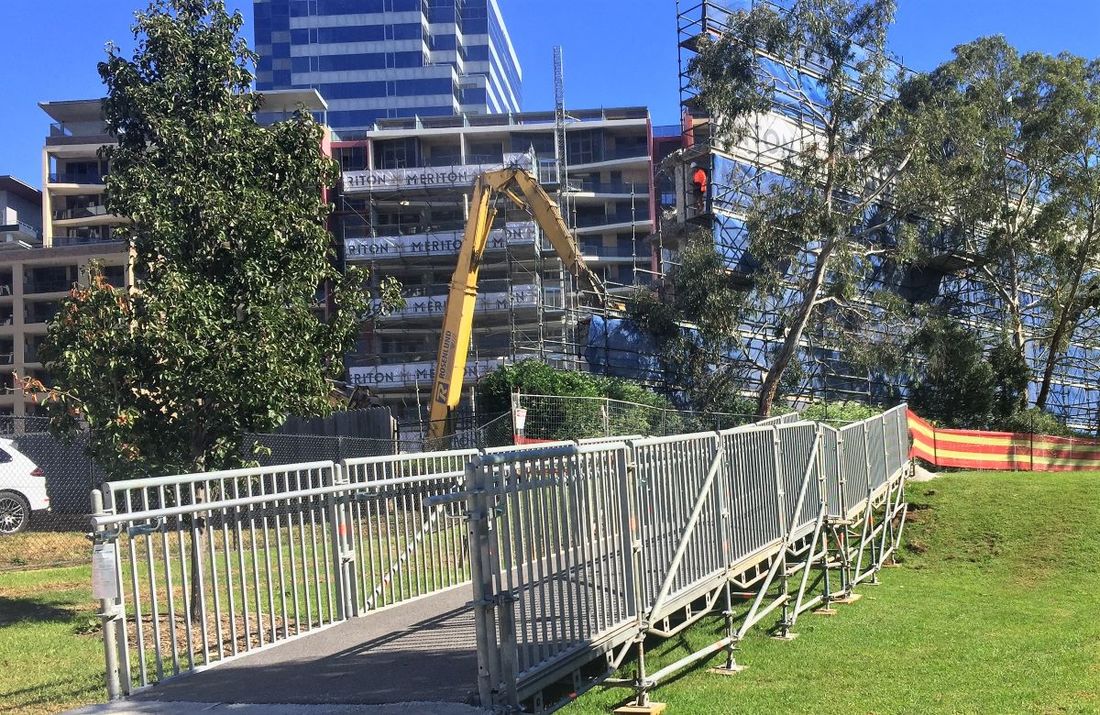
[{"x1": 426, "y1": 167, "x2": 611, "y2": 443}]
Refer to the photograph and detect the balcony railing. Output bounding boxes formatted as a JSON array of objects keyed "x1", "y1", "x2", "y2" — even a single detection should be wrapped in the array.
[
  {"x1": 48, "y1": 171, "x2": 106, "y2": 185},
  {"x1": 573, "y1": 210, "x2": 652, "y2": 228},
  {"x1": 52, "y1": 205, "x2": 111, "y2": 221},
  {"x1": 0, "y1": 221, "x2": 40, "y2": 238},
  {"x1": 567, "y1": 180, "x2": 649, "y2": 195},
  {"x1": 50, "y1": 235, "x2": 122, "y2": 247}
]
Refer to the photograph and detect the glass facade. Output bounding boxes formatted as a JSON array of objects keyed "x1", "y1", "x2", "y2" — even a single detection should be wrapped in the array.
[{"x1": 254, "y1": 0, "x2": 522, "y2": 134}]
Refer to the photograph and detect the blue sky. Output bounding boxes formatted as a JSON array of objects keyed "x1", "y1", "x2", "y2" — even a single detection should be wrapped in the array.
[{"x1": 3, "y1": 0, "x2": 1100, "y2": 190}]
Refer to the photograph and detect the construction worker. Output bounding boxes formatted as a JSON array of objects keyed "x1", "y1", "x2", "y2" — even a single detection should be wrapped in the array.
[{"x1": 691, "y1": 164, "x2": 708, "y2": 212}]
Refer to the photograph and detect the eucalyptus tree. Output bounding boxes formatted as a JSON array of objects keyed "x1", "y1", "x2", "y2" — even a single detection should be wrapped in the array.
[
  {"x1": 1029, "y1": 55, "x2": 1100, "y2": 410},
  {"x1": 629, "y1": 229, "x2": 755, "y2": 415},
  {"x1": 690, "y1": 0, "x2": 917, "y2": 416},
  {"x1": 893, "y1": 37, "x2": 1078, "y2": 371}
]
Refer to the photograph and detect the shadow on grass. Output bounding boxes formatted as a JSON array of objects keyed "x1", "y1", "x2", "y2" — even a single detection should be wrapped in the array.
[
  {"x1": 0, "y1": 675, "x2": 103, "y2": 713},
  {"x1": 0, "y1": 594, "x2": 78, "y2": 626}
]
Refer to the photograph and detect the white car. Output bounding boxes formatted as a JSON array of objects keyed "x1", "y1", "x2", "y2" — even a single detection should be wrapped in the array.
[{"x1": 0, "y1": 439, "x2": 48, "y2": 535}]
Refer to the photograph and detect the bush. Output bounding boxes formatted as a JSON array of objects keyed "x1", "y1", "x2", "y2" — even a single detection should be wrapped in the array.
[
  {"x1": 476, "y1": 360, "x2": 682, "y2": 443},
  {"x1": 800, "y1": 401, "x2": 880, "y2": 425},
  {"x1": 993, "y1": 408, "x2": 1076, "y2": 437}
]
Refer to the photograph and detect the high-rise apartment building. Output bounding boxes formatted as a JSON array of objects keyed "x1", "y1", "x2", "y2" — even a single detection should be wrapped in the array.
[
  {"x1": 0, "y1": 177, "x2": 42, "y2": 248},
  {"x1": 254, "y1": 0, "x2": 522, "y2": 134}
]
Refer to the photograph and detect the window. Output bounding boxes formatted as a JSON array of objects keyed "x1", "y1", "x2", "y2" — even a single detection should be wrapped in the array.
[
  {"x1": 0, "y1": 449, "x2": 10, "y2": 464},
  {"x1": 568, "y1": 131, "x2": 601, "y2": 165}
]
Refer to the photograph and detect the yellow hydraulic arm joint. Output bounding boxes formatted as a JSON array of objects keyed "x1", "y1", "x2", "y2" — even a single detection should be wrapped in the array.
[{"x1": 426, "y1": 166, "x2": 614, "y2": 444}]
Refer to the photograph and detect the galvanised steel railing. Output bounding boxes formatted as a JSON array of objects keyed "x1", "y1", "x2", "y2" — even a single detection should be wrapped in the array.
[
  {"x1": 90, "y1": 462, "x2": 347, "y2": 697},
  {"x1": 89, "y1": 449, "x2": 483, "y2": 699},
  {"x1": 453, "y1": 404, "x2": 910, "y2": 711},
  {"x1": 88, "y1": 405, "x2": 909, "y2": 710}
]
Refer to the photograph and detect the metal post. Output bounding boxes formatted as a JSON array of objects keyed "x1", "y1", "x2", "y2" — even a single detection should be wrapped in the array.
[
  {"x1": 467, "y1": 457, "x2": 501, "y2": 708},
  {"x1": 327, "y1": 464, "x2": 352, "y2": 620},
  {"x1": 771, "y1": 427, "x2": 791, "y2": 635},
  {"x1": 91, "y1": 489, "x2": 124, "y2": 700}
]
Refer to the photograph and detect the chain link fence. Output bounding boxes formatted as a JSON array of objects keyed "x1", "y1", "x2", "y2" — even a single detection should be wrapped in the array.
[
  {"x1": 0, "y1": 418, "x2": 411, "y2": 572},
  {"x1": 511, "y1": 392, "x2": 760, "y2": 444}
]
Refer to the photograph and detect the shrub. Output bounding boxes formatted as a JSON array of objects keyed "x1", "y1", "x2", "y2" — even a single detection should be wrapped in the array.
[{"x1": 800, "y1": 401, "x2": 881, "y2": 425}]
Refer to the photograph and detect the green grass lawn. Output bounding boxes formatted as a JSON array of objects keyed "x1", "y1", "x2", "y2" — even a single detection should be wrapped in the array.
[
  {"x1": 3, "y1": 471, "x2": 1098, "y2": 715},
  {"x1": 0, "y1": 565, "x2": 105, "y2": 715},
  {"x1": 569, "y1": 471, "x2": 1100, "y2": 715}
]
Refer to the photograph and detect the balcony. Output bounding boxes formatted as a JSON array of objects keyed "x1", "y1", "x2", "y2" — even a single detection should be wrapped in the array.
[
  {"x1": 573, "y1": 209, "x2": 652, "y2": 229},
  {"x1": 50, "y1": 234, "x2": 123, "y2": 248},
  {"x1": 53, "y1": 205, "x2": 111, "y2": 221},
  {"x1": 48, "y1": 171, "x2": 105, "y2": 185},
  {"x1": 25, "y1": 301, "x2": 61, "y2": 325},
  {"x1": 45, "y1": 122, "x2": 113, "y2": 148},
  {"x1": 567, "y1": 180, "x2": 649, "y2": 196},
  {"x1": 345, "y1": 221, "x2": 537, "y2": 261},
  {"x1": 569, "y1": 147, "x2": 650, "y2": 168},
  {"x1": 0, "y1": 220, "x2": 41, "y2": 242}
]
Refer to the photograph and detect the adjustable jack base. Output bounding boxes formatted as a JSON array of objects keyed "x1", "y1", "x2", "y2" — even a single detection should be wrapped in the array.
[
  {"x1": 709, "y1": 664, "x2": 748, "y2": 675},
  {"x1": 614, "y1": 703, "x2": 667, "y2": 715},
  {"x1": 771, "y1": 631, "x2": 800, "y2": 641}
]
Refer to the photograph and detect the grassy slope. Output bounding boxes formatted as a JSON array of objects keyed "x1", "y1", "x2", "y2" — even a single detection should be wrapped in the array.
[{"x1": 569, "y1": 471, "x2": 1100, "y2": 715}]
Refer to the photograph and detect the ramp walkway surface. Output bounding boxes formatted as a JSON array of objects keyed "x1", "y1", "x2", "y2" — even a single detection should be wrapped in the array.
[{"x1": 128, "y1": 587, "x2": 481, "y2": 708}]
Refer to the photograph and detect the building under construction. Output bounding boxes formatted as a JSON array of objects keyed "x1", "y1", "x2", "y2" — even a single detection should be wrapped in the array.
[
  {"x1": 667, "y1": 0, "x2": 1100, "y2": 431},
  {"x1": 330, "y1": 107, "x2": 656, "y2": 433}
]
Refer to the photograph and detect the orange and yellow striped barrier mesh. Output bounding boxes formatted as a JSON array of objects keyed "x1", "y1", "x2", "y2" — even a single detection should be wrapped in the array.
[{"x1": 907, "y1": 408, "x2": 1100, "y2": 471}]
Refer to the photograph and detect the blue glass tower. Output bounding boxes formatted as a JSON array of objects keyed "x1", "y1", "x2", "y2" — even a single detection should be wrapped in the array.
[{"x1": 253, "y1": 0, "x2": 523, "y2": 134}]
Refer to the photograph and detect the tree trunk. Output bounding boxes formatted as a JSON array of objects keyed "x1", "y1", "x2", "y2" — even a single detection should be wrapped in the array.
[
  {"x1": 1037, "y1": 236, "x2": 1093, "y2": 410},
  {"x1": 188, "y1": 442, "x2": 207, "y2": 621},
  {"x1": 189, "y1": 483, "x2": 206, "y2": 621},
  {"x1": 757, "y1": 235, "x2": 838, "y2": 417}
]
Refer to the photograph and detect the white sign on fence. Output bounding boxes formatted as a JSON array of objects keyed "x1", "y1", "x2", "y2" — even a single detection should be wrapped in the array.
[{"x1": 91, "y1": 542, "x2": 119, "y2": 600}]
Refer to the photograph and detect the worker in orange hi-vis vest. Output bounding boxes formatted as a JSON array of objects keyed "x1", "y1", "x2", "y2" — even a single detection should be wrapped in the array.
[{"x1": 691, "y1": 165, "x2": 708, "y2": 212}]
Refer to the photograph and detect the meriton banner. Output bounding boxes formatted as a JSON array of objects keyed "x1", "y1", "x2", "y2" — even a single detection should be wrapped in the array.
[{"x1": 907, "y1": 409, "x2": 1100, "y2": 471}]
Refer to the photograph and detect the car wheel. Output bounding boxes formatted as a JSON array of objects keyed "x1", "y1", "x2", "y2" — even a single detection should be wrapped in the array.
[{"x1": 0, "y1": 491, "x2": 30, "y2": 535}]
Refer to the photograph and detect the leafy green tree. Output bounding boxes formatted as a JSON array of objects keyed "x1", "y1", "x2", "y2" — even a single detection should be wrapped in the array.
[
  {"x1": 629, "y1": 229, "x2": 753, "y2": 415},
  {"x1": 475, "y1": 360, "x2": 683, "y2": 443},
  {"x1": 27, "y1": 0, "x2": 396, "y2": 614},
  {"x1": 1028, "y1": 56, "x2": 1100, "y2": 409},
  {"x1": 690, "y1": 0, "x2": 917, "y2": 416},
  {"x1": 893, "y1": 38, "x2": 1077, "y2": 363},
  {"x1": 907, "y1": 315, "x2": 996, "y2": 427}
]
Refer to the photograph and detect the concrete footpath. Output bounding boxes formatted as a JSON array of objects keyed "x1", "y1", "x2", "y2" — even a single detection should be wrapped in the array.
[{"x1": 65, "y1": 586, "x2": 486, "y2": 714}]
